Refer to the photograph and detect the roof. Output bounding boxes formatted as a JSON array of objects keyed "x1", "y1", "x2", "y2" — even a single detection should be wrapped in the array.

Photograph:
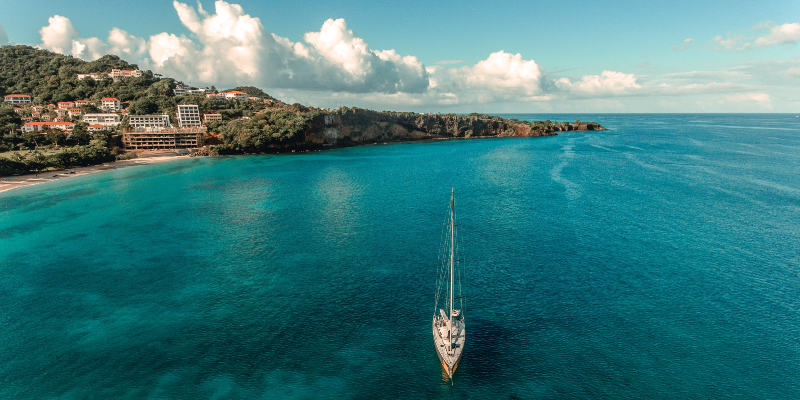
[
  {"x1": 101, "y1": 97, "x2": 119, "y2": 101},
  {"x1": 68, "y1": 108, "x2": 82, "y2": 111},
  {"x1": 88, "y1": 124, "x2": 105, "y2": 127},
  {"x1": 226, "y1": 91, "x2": 246, "y2": 94},
  {"x1": 4, "y1": 94, "x2": 30, "y2": 97}
]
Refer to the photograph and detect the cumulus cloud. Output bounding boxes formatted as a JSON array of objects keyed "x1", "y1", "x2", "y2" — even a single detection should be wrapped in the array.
[
  {"x1": 555, "y1": 71, "x2": 641, "y2": 96},
  {"x1": 714, "y1": 21, "x2": 800, "y2": 51},
  {"x1": 40, "y1": 15, "x2": 78, "y2": 54}
]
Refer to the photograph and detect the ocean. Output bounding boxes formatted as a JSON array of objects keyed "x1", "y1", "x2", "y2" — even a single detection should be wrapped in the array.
[{"x1": 1, "y1": 114, "x2": 798, "y2": 398}]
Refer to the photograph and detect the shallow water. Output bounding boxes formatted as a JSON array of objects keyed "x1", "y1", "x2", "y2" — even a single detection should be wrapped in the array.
[{"x1": 1, "y1": 114, "x2": 799, "y2": 398}]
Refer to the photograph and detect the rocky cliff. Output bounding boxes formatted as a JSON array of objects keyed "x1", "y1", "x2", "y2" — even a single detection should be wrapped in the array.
[{"x1": 302, "y1": 108, "x2": 606, "y2": 148}]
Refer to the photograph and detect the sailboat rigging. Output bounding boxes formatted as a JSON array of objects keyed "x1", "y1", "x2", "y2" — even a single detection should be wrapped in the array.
[{"x1": 432, "y1": 188, "x2": 465, "y2": 379}]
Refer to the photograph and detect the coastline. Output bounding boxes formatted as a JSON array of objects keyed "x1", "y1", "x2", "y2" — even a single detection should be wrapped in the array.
[{"x1": 0, "y1": 154, "x2": 191, "y2": 194}]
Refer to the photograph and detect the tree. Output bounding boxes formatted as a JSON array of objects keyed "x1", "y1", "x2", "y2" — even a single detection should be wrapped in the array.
[
  {"x1": 129, "y1": 96, "x2": 159, "y2": 115},
  {"x1": 22, "y1": 131, "x2": 41, "y2": 148},
  {"x1": 46, "y1": 130, "x2": 66, "y2": 146}
]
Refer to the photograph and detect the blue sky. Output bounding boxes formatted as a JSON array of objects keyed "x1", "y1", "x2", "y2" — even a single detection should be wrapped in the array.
[{"x1": 1, "y1": 0, "x2": 799, "y2": 112}]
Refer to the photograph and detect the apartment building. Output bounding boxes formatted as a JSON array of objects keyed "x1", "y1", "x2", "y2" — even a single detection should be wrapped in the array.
[
  {"x1": 176, "y1": 105, "x2": 201, "y2": 127},
  {"x1": 101, "y1": 98, "x2": 121, "y2": 111},
  {"x1": 109, "y1": 69, "x2": 143, "y2": 79},
  {"x1": 128, "y1": 114, "x2": 171, "y2": 129},
  {"x1": 57, "y1": 101, "x2": 75, "y2": 109},
  {"x1": 121, "y1": 126, "x2": 205, "y2": 150},
  {"x1": 203, "y1": 113, "x2": 222, "y2": 123},
  {"x1": 224, "y1": 91, "x2": 249, "y2": 101},
  {"x1": 82, "y1": 113, "x2": 121, "y2": 127}
]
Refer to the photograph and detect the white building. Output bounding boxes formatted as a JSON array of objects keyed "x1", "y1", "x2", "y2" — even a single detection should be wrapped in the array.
[
  {"x1": 67, "y1": 108, "x2": 83, "y2": 118},
  {"x1": 83, "y1": 113, "x2": 121, "y2": 127},
  {"x1": 101, "y1": 98, "x2": 121, "y2": 111},
  {"x1": 4, "y1": 94, "x2": 31, "y2": 104},
  {"x1": 224, "y1": 91, "x2": 249, "y2": 101},
  {"x1": 109, "y1": 69, "x2": 142, "y2": 79},
  {"x1": 23, "y1": 121, "x2": 75, "y2": 133},
  {"x1": 57, "y1": 101, "x2": 75, "y2": 109},
  {"x1": 128, "y1": 114, "x2": 171, "y2": 129},
  {"x1": 87, "y1": 124, "x2": 109, "y2": 132},
  {"x1": 77, "y1": 73, "x2": 105, "y2": 80},
  {"x1": 188, "y1": 88, "x2": 207, "y2": 95},
  {"x1": 174, "y1": 83, "x2": 190, "y2": 97},
  {"x1": 176, "y1": 105, "x2": 201, "y2": 127}
]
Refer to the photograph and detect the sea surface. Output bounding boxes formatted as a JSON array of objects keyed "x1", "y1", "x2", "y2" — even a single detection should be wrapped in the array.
[{"x1": 1, "y1": 114, "x2": 799, "y2": 399}]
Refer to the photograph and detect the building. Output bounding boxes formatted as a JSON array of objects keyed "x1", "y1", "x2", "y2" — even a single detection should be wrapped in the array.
[
  {"x1": 109, "y1": 69, "x2": 142, "y2": 79},
  {"x1": 121, "y1": 126, "x2": 205, "y2": 150},
  {"x1": 54, "y1": 108, "x2": 68, "y2": 117},
  {"x1": 188, "y1": 88, "x2": 206, "y2": 95},
  {"x1": 53, "y1": 117, "x2": 63, "y2": 122},
  {"x1": 174, "y1": 83, "x2": 190, "y2": 97},
  {"x1": 87, "y1": 124, "x2": 108, "y2": 132},
  {"x1": 176, "y1": 105, "x2": 201, "y2": 127},
  {"x1": 21, "y1": 117, "x2": 32, "y2": 123},
  {"x1": 248, "y1": 97, "x2": 260, "y2": 101},
  {"x1": 32, "y1": 112, "x2": 41, "y2": 119},
  {"x1": 4, "y1": 94, "x2": 31, "y2": 104},
  {"x1": 13, "y1": 108, "x2": 24, "y2": 115},
  {"x1": 205, "y1": 93, "x2": 226, "y2": 102},
  {"x1": 203, "y1": 113, "x2": 222, "y2": 123},
  {"x1": 77, "y1": 73, "x2": 105, "y2": 80},
  {"x1": 41, "y1": 114, "x2": 52, "y2": 122},
  {"x1": 32, "y1": 106, "x2": 44, "y2": 113},
  {"x1": 128, "y1": 114, "x2": 171, "y2": 129},
  {"x1": 57, "y1": 101, "x2": 75, "y2": 109},
  {"x1": 224, "y1": 91, "x2": 248, "y2": 101},
  {"x1": 22, "y1": 121, "x2": 75, "y2": 133},
  {"x1": 101, "y1": 98, "x2": 121, "y2": 111},
  {"x1": 74, "y1": 100, "x2": 92, "y2": 107},
  {"x1": 83, "y1": 113, "x2": 121, "y2": 127},
  {"x1": 68, "y1": 108, "x2": 83, "y2": 118}
]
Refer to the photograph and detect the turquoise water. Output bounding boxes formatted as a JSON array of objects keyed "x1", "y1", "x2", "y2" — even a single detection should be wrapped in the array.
[{"x1": 1, "y1": 114, "x2": 799, "y2": 398}]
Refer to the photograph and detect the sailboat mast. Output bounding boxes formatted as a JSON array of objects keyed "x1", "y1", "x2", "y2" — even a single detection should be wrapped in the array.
[{"x1": 449, "y1": 187, "x2": 454, "y2": 324}]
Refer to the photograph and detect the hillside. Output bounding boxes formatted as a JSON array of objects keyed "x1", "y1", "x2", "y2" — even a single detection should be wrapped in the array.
[{"x1": 0, "y1": 45, "x2": 605, "y2": 160}]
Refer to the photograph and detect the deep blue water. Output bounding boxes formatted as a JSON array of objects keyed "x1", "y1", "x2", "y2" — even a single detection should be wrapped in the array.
[{"x1": 1, "y1": 114, "x2": 799, "y2": 399}]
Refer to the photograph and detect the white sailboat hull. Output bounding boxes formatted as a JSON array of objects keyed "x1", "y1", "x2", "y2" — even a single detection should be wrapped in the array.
[{"x1": 432, "y1": 318, "x2": 465, "y2": 378}]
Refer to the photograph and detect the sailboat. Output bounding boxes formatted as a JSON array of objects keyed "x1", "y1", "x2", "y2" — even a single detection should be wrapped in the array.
[{"x1": 432, "y1": 188, "x2": 465, "y2": 379}]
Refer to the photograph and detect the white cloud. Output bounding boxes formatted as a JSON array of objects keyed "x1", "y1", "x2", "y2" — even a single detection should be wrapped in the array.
[
  {"x1": 714, "y1": 21, "x2": 800, "y2": 51},
  {"x1": 787, "y1": 67, "x2": 800, "y2": 77},
  {"x1": 40, "y1": 15, "x2": 78, "y2": 54},
  {"x1": 754, "y1": 22, "x2": 800, "y2": 46},
  {"x1": 555, "y1": 70, "x2": 640, "y2": 96}
]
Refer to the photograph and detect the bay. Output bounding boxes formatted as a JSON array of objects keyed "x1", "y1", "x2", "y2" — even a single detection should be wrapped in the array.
[{"x1": 1, "y1": 114, "x2": 799, "y2": 398}]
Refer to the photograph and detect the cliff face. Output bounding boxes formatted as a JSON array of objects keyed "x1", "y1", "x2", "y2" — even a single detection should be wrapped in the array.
[{"x1": 302, "y1": 109, "x2": 605, "y2": 147}]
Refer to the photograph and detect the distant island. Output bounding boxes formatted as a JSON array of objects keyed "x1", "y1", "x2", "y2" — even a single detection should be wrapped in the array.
[{"x1": 0, "y1": 45, "x2": 605, "y2": 176}]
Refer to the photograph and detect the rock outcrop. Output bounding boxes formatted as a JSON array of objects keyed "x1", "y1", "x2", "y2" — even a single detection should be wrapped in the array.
[{"x1": 302, "y1": 109, "x2": 606, "y2": 148}]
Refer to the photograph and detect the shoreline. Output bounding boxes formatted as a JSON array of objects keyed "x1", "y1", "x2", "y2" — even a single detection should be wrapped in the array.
[{"x1": 0, "y1": 154, "x2": 191, "y2": 194}]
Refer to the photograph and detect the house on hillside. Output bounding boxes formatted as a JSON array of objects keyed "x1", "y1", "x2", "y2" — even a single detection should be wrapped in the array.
[
  {"x1": 174, "y1": 83, "x2": 190, "y2": 97},
  {"x1": 88, "y1": 124, "x2": 108, "y2": 132},
  {"x1": 13, "y1": 108, "x2": 24, "y2": 115},
  {"x1": 22, "y1": 121, "x2": 75, "y2": 133},
  {"x1": 57, "y1": 101, "x2": 75, "y2": 109},
  {"x1": 109, "y1": 69, "x2": 142, "y2": 79},
  {"x1": 32, "y1": 106, "x2": 44, "y2": 113},
  {"x1": 41, "y1": 114, "x2": 52, "y2": 122},
  {"x1": 68, "y1": 108, "x2": 83, "y2": 118},
  {"x1": 224, "y1": 91, "x2": 248, "y2": 101},
  {"x1": 77, "y1": 73, "x2": 105, "y2": 80},
  {"x1": 74, "y1": 100, "x2": 92, "y2": 107},
  {"x1": 54, "y1": 108, "x2": 68, "y2": 117},
  {"x1": 4, "y1": 94, "x2": 31, "y2": 104}
]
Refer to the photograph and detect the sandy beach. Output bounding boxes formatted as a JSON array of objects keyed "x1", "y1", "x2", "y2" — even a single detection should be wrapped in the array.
[{"x1": 0, "y1": 154, "x2": 191, "y2": 194}]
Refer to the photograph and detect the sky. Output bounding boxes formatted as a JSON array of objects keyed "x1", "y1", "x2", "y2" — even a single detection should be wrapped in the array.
[{"x1": 1, "y1": 0, "x2": 799, "y2": 112}]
